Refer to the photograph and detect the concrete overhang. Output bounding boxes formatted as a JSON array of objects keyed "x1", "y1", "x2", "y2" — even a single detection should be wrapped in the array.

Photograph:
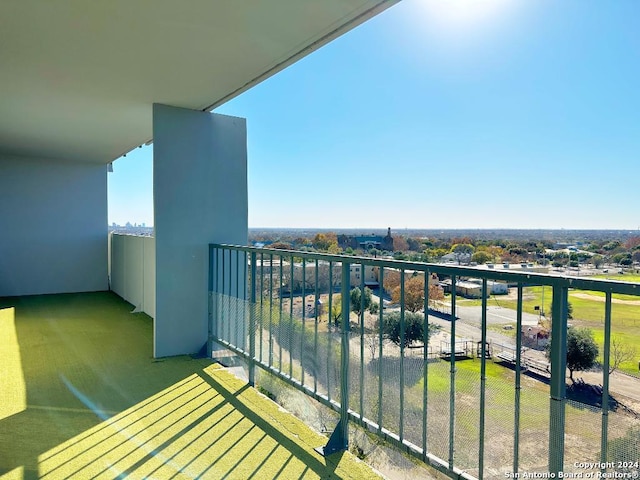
[{"x1": 0, "y1": 1, "x2": 398, "y2": 164}]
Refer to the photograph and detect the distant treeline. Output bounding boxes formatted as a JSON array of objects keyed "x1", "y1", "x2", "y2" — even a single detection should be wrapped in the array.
[{"x1": 249, "y1": 228, "x2": 640, "y2": 244}]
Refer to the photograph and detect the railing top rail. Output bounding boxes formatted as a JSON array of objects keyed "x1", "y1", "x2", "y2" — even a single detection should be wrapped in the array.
[{"x1": 210, "y1": 243, "x2": 640, "y2": 296}]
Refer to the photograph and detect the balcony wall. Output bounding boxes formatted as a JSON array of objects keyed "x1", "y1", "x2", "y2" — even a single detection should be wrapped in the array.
[
  {"x1": 0, "y1": 154, "x2": 108, "y2": 296},
  {"x1": 109, "y1": 233, "x2": 155, "y2": 318}
]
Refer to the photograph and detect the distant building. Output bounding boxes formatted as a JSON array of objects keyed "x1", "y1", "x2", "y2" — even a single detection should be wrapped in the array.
[
  {"x1": 349, "y1": 264, "x2": 379, "y2": 288},
  {"x1": 338, "y1": 227, "x2": 394, "y2": 252},
  {"x1": 467, "y1": 278, "x2": 509, "y2": 295},
  {"x1": 478, "y1": 263, "x2": 549, "y2": 275},
  {"x1": 440, "y1": 279, "x2": 484, "y2": 299},
  {"x1": 279, "y1": 261, "x2": 379, "y2": 294}
]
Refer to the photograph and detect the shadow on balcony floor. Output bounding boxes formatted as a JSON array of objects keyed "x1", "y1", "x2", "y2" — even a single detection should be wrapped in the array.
[{"x1": 0, "y1": 292, "x2": 379, "y2": 479}]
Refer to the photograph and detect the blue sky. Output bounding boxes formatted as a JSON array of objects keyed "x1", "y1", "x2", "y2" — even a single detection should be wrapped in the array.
[{"x1": 108, "y1": 0, "x2": 640, "y2": 230}]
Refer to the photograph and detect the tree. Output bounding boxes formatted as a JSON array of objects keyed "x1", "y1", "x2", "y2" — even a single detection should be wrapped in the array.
[
  {"x1": 591, "y1": 254, "x2": 604, "y2": 269},
  {"x1": 450, "y1": 243, "x2": 474, "y2": 264},
  {"x1": 547, "y1": 327, "x2": 599, "y2": 381},
  {"x1": 422, "y1": 247, "x2": 448, "y2": 262},
  {"x1": 609, "y1": 337, "x2": 637, "y2": 374},
  {"x1": 612, "y1": 252, "x2": 632, "y2": 266},
  {"x1": 471, "y1": 251, "x2": 493, "y2": 265},
  {"x1": 270, "y1": 241, "x2": 292, "y2": 250},
  {"x1": 407, "y1": 237, "x2": 422, "y2": 251},
  {"x1": 368, "y1": 301, "x2": 379, "y2": 315},
  {"x1": 624, "y1": 236, "x2": 640, "y2": 250},
  {"x1": 312, "y1": 232, "x2": 337, "y2": 251},
  {"x1": 551, "y1": 251, "x2": 569, "y2": 267},
  {"x1": 394, "y1": 276, "x2": 424, "y2": 312},
  {"x1": 327, "y1": 242, "x2": 342, "y2": 254},
  {"x1": 382, "y1": 311, "x2": 440, "y2": 348},
  {"x1": 507, "y1": 245, "x2": 528, "y2": 260},
  {"x1": 293, "y1": 237, "x2": 311, "y2": 247},
  {"x1": 393, "y1": 236, "x2": 410, "y2": 252},
  {"x1": 390, "y1": 275, "x2": 444, "y2": 312},
  {"x1": 486, "y1": 245, "x2": 504, "y2": 262},
  {"x1": 350, "y1": 287, "x2": 372, "y2": 316},
  {"x1": 330, "y1": 294, "x2": 342, "y2": 326},
  {"x1": 382, "y1": 269, "x2": 402, "y2": 293},
  {"x1": 603, "y1": 240, "x2": 621, "y2": 251}
]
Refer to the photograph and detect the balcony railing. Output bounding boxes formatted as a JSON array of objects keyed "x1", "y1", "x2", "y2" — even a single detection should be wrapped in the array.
[{"x1": 208, "y1": 244, "x2": 640, "y2": 480}]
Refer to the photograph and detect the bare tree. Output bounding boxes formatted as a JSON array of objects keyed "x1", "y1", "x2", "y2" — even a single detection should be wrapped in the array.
[
  {"x1": 609, "y1": 337, "x2": 637, "y2": 374},
  {"x1": 365, "y1": 332, "x2": 378, "y2": 360}
]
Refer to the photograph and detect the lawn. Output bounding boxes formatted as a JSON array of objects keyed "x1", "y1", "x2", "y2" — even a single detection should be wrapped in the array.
[
  {"x1": 405, "y1": 357, "x2": 619, "y2": 472},
  {"x1": 593, "y1": 273, "x2": 640, "y2": 283},
  {"x1": 473, "y1": 285, "x2": 640, "y2": 375}
]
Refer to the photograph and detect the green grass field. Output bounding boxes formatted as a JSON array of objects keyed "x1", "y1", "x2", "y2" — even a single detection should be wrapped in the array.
[
  {"x1": 472, "y1": 283, "x2": 640, "y2": 374},
  {"x1": 593, "y1": 273, "x2": 640, "y2": 283},
  {"x1": 405, "y1": 357, "x2": 622, "y2": 471}
]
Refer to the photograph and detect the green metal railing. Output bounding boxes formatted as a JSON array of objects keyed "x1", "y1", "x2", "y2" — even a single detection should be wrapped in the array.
[{"x1": 208, "y1": 244, "x2": 640, "y2": 479}]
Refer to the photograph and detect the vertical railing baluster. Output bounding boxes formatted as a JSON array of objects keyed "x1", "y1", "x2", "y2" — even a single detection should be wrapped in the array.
[
  {"x1": 207, "y1": 245, "x2": 215, "y2": 358},
  {"x1": 289, "y1": 258, "x2": 294, "y2": 379},
  {"x1": 399, "y1": 270, "x2": 405, "y2": 441},
  {"x1": 215, "y1": 248, "x2": 221, "y2": 342},
  {"x1": 479, "y1": 278, "x2": 488, "y2": 480},
  {"x1": 260, "y1": 252, "x2": 264, "y2": 362},
  {"x1": 422, "y1": 270, "x2": 430, "y2": 461},
  {"x1": 360, "y1": 265, "x2": 365, "y2": 421},
  {"x1": 221, "y1": 248, "x2": 226, "y2": 343},
  {"x1": 600, "y1": 291, "x2": 612, "y2": 468},
  {"x1": 549, "y1": 283, "x2": 568, "y2": 474},
  {"x1": 243, "y1": 251, "x2": 248, "y2": 351},
  {"x1": 227, "y1": 248, "x2": 232, "y2": 344},
  {"x1": 449, "y1": 275, "x2": 457, "y2": 470},
  {"x1": 236, "y1": 250, "x2": 240, "y2": 347},
  {"x1": 269, "y1": 254, "x2": 274, "y2": 368},
  {"x1": 378, "y1": 266, "x2": 384, "y2": 432},
  {"x1": 249, "y1": 251, "x2": 256, "y2": 386},
  {"x1": 279, "y1": 255, "x2": 283, "y2": 373},
  {"x1": 314, "y1": 259, "x2": 319, "y2": 394},
  {"x1": 339, "y1": 261, "x2": 351, "y2": 450},
  {"x1": 327, "y1": 261, "x2": 333, "y2": 402},
  {"x1": 514, "y1": 284, "x2": 523, "y2": 473},
  {"x1": 301, "y1": 258, "x2": 306, "y2": 386},
  {"x1": 231, "y1": 250, "x2": 236, "y2": 347}
]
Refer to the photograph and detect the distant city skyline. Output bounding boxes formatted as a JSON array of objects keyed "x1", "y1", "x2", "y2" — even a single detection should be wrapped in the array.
[{"x1": 108, "y1": 0, "x2": 640, "y2": 230}]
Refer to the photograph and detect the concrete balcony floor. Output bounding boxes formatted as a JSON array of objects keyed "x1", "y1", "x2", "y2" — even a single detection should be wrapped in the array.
[{"x1": 0, "y1": 292, "x2": 380, "y2": 480}]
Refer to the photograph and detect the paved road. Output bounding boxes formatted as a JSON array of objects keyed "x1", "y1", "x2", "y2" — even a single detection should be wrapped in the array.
[
  {"x1": 428, "y1": 311, "x2": 519, "y2": 349},
  {"x1": 425, "y1": 304, "x2": 539, "y2": 347},
  {"x1": 456, "y1": 305, "x2": 540, "y2": 326}
]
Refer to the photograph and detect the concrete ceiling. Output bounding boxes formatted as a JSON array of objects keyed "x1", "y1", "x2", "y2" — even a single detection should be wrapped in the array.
[{"x1": 0, "y1": 0, "x2": 397, "y2": 164}]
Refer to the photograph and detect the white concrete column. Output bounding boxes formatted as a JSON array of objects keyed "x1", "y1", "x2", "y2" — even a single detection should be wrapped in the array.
[{"x1": 153, "y1": 104, "x2": 247, "y2": 357}]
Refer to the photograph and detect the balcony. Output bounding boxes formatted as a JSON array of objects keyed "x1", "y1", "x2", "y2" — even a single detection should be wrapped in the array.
[
  {"x1": 0, "y1": 292, "x2": 382, "y2": 479},
  {"x1": 209, "y1": 243, "x2": 640, "y2": 479},
  {"x1": 4, "y1": 236, "x2": 639, "y2": 479}
]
